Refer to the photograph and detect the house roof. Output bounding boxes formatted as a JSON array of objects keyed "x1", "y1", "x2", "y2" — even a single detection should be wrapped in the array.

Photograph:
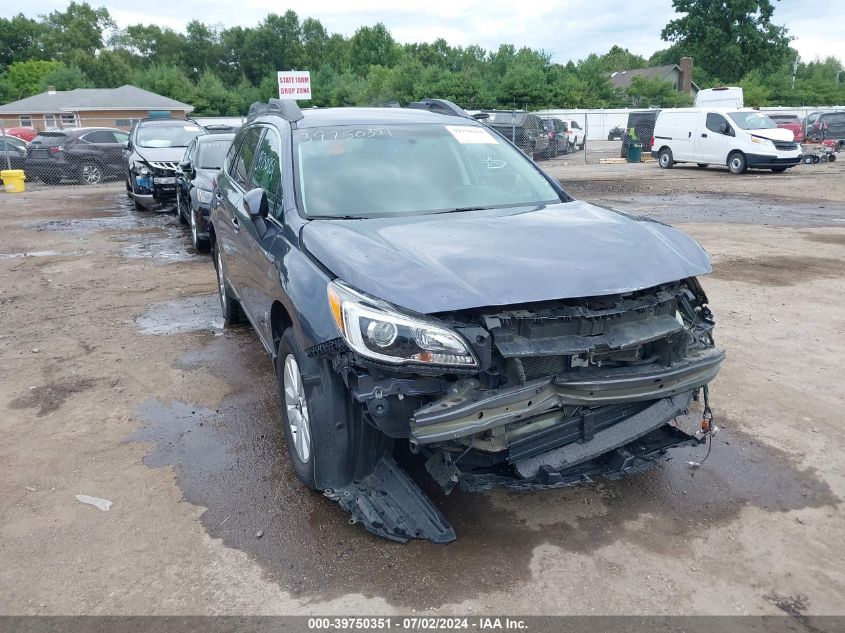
[
  {"x1": 609, "y1": 65, "x2": 678, "y2": 89},
  {"x1": 0, "y1": 85, "x2": 193, "y2": 114}
]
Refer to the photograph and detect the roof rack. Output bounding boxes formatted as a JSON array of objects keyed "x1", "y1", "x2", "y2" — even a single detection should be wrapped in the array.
[
  {"x1": 407, "y1": 99, "x2": 472, "y2": 119},
  {"x1": 247, "y1": 99, "x2": 304, "y2": 124}
]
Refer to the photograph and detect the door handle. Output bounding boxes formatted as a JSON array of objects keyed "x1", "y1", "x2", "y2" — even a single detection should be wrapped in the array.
[
  {"x1": 231, "y1": 217, "x2": 240, "y2": 232},
  {"x1": 701, "y1": 133, "x2": 708, "y2": 138}
]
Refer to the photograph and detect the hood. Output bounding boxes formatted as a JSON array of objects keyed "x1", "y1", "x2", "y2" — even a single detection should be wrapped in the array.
[
  {"x1": 301, "y1": 201, "x2": 712, "y2": 314},
  {"x1": 193, "y1": 168, "x2": 217, "y2": 191},
  {"x1": 133, "y1": 146, "x2": 190, "y2": 163},
  {"x1": 747, "y1": 127, "x2": 793, "y2": 142}
]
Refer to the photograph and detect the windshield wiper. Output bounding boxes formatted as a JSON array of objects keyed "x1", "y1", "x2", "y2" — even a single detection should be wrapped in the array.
[{"x1": 436, "y1": 206, "x2": 489, "y2": 214}]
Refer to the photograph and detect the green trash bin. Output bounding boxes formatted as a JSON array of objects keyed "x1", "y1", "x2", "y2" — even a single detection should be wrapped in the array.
[{"x1": 626, "y1": 142, "x2": 643, "y2": 163}]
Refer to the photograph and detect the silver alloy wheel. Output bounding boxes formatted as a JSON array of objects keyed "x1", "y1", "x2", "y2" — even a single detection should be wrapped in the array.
[
  {"x1": 216, "y1": 246, "x2": 227, "y2": 312},
  {"x1": 283, "y1": 355, "x2": 312, "y2": 463},
  {"x1": 81, "y1": 163, "x2": 102, "y2": 184}
]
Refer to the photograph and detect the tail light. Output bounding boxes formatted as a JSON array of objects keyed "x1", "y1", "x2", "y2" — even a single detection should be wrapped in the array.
[
  {"x1": 548, "y1": 132, "x2": 554, "y2": 140},
  {"x1": 49, "y1": 146, "x2": 63, "y2": 154},
  {"x1": 651, "y1": 136, "x2": 655, "y2": 147}
]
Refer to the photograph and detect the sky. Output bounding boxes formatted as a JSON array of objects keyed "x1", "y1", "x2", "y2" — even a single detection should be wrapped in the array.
[{"x1": 3, "y1": 0, "x2": 843, "y2": 66}]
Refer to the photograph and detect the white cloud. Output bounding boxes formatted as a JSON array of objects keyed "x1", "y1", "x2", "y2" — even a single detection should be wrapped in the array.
[{"x1": 2, "y1": 0, "x2": 843, "y2": 65}]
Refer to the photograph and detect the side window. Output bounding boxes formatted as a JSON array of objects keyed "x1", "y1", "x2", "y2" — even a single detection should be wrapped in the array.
[
  {"x1": 234, "y1": 127, "x2": 263, "y2": 187},
  {"x1": 706, "y1": 113, "x2": 730, "y2": 135},
  {"x1": 114, "y1": 131, "x2": 129, "y2": 145},
  {"x1": 185, "y1": 140, "x2": 196, "y2": 162},
  {"x1": 224, "y1": 133, "x2": 243, "y2": 174},
  {"x1": 82, "y1": 131, "x2": 112, "y2": 143},
  {"x1": 250, "y1": 127, "x2": 283, "y2": 216}
]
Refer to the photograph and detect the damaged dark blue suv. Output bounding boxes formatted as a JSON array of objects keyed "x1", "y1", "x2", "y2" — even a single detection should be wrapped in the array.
[{"x1": 210, "y1": 98, "x2": 724, "y2": 543}]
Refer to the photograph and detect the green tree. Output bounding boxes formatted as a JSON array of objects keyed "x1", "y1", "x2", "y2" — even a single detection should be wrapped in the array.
[
  {"x1": 661, "y1": 0, "x2": 791, "y2": 83},
  {"x1": 39, "y1": 64, "x2": 92, "y2": 91},
  {"x1": 40, "y1": 2, "x2": 115, "y2": 60},
  {"x1": 134, "y1": 63, "x2": 194, "y2": 102},
  {"x1": 6, "y1": 60, "x2": 62, "y2": 99},
  {"x1": 349, "y1": 24, "x2": 398, "y2": 74},
  {"x1": 0, "y1": 14, "x2": 46, "y2": 69}
]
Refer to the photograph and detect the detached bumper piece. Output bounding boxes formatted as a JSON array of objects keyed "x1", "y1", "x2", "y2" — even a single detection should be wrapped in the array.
[
  {"x1": 325, "y1": 456, "x2": 456, "y2": 544},
  {"x1": 459, "y1": 422, "x2": 700, "y2": 492}
]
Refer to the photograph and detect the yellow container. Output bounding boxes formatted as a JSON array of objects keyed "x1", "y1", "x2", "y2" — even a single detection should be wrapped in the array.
[{"x1": 1, "y1": 169, "x2": 26, "y2": 193}]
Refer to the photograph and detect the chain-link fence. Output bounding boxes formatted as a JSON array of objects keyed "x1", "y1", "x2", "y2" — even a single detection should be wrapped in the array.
[{"x1": 0, "y1": 116, "x2": 243, "y2": 191}]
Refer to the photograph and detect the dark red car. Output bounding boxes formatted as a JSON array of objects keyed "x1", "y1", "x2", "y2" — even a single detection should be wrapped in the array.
[
  {"x1": 768, "y1": 114, "x2": 804, "y2": 143},
  {"x1": 4, "y1": 127, "x2": 37, "y2": 143}
]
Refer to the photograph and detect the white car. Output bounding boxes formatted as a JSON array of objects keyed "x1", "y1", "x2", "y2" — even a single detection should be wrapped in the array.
[
  {"x1": 566, "y1": 119, "x2": 585, "y2": 149},
  {"x1": 651, "y1": 108, "x2": 801, "y2": 174}
]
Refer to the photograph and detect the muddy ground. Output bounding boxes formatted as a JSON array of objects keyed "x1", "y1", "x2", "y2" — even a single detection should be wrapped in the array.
[{"x1": 1, "y1": 159, "x2": 844, "y2": 616}]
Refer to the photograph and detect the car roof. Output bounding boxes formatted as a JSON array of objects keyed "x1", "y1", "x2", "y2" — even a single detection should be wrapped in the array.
[
  {"x1": 196, "y1": 132, "x2": 235, "y2": 142},
  {"x1": 276, "y1": 107, "x2": 482, "y2": 129}
]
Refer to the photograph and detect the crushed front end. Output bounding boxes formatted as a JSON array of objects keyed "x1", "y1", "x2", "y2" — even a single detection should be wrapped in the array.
[{"x1": 321, "y1": 278, "x2": 723, "y2": 541}]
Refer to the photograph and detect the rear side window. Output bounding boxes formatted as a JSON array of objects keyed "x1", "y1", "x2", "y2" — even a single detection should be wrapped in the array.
[
  {"x1": 250, "y1": 128, "x2": 283, "y2": 215},
  {"x1": 82, "y1": 131, "x2": 117, "y2": 143},
  {"x1": 234, "y1": 127, "x2": 263, "y2": 187},
  {"x1": 32, "y1": 132, "x2": 67, "y2": 146}
]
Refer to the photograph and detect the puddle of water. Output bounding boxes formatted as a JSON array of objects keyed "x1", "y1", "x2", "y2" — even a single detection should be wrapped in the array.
[
  {"x1": 0, "y1": 250, "x2": 61, "y2": 260},
  {"x1": 27, "y1": 194, "x2": 199, "y2": 264},
  {"x1": 132, "y1": 330, "x2": 840, "y2": 608},
  {"x1": 136, "y1": 294, "x2": 224, "y2": 335}
]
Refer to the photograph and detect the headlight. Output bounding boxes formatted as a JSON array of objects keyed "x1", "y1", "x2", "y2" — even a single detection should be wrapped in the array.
[
  {"x1": 132, "y1": 162, "x2": 150, "y2": 176},
  {"x1": 750, "y1": 135, "x2": 774, "y2": 147},
  {"x1": 327, "y1": 281, "x2": 477, "y2": 367},
  {"x1": 196, "y1": 188, "x2": 213, "y2": 204}
]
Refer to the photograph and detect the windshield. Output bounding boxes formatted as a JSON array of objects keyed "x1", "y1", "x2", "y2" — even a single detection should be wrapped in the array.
[
  {"x1": 728, "y1": 111, "x2": 777, "y2": 130},
  {"x1": 197, "y1": 140, "x2": 231, "y2": 169},
  {"x1": 294, "y1": 123, "x2": 562, "y2": 218},
  {"x1": 136, "y1": 123, "x2": 204, "y2": 148}
]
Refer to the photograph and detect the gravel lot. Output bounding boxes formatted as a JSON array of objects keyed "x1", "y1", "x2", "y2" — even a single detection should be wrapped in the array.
[{"x1": 1, "y1": 158, "x2": 844, "y2": 617}]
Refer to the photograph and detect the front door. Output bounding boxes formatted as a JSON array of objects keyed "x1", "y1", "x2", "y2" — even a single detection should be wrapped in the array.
[{"x1": 696, "y1": 112, "x2": 732, "y2": 164}]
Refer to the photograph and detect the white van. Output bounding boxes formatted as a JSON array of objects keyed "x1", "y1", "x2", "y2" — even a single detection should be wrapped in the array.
[{"x1": 651, "y1": 108, "x2": 802, "y2": 174}]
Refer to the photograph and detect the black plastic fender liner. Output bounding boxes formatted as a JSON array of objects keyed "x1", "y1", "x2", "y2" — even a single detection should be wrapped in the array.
[{"x1": 325, "y1": 456, "x2": 456, "y2": 544}]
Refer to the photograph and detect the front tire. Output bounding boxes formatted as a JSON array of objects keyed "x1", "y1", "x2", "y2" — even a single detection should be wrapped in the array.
[
  {"x1": 728, "y1": 151, "x2": 747, "y2": 174},
  {"x1": 658, "y1": 148, "x2": 674, "y2": 169},
  {"x1": 176, "y1": 192, "x2": 188, "y2": 224},
  {"x1": 190, "y1": 206, "x2": 210, "y2": 252},
  {"x1": 276, "y1": 328, "x2": 387, "y2": 490}
]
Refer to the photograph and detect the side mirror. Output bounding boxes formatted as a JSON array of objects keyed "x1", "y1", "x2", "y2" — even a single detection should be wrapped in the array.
[
  {"x1": 243, "y1": 187, "x2": 269, "y2": 219},
  {"x1": 179, "y1": 160, "x2": 194, "y2": 178}
]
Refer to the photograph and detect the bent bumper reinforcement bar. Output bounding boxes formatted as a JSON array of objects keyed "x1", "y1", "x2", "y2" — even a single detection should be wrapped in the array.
[{"x1": 410, "y1": 348, "x2": 724, "y2": 445}]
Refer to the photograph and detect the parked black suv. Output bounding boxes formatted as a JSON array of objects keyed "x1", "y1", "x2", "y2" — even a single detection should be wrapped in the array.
[
  {"x1": 25, "y1": 128, "x2": 129, "y2": 185},
  {"x1": 211, "y1": 98, "x2": 723, "y2": 543},
  {"x1": 125, "y1": 118, "x2": 205, "y2": 210},
  {"x1": 482, "y1": 110, "x2": 550, "y2": 159},
  {"x1": 176, "y1": 133, "x2": 236, "y2": 251}
]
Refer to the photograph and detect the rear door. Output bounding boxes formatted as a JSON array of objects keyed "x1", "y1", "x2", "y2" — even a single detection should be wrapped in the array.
[
  {"x1": 237, "y1": 126, "x2": 284, "y2": 340},
  {"x1": 217, "y1": 126, "x2": 263, "y2": 303}
]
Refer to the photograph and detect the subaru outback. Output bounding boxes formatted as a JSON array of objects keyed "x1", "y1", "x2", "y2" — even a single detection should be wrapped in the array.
[{"x1": 210, "y1": 98, "x2": 724, "y2": 543}]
